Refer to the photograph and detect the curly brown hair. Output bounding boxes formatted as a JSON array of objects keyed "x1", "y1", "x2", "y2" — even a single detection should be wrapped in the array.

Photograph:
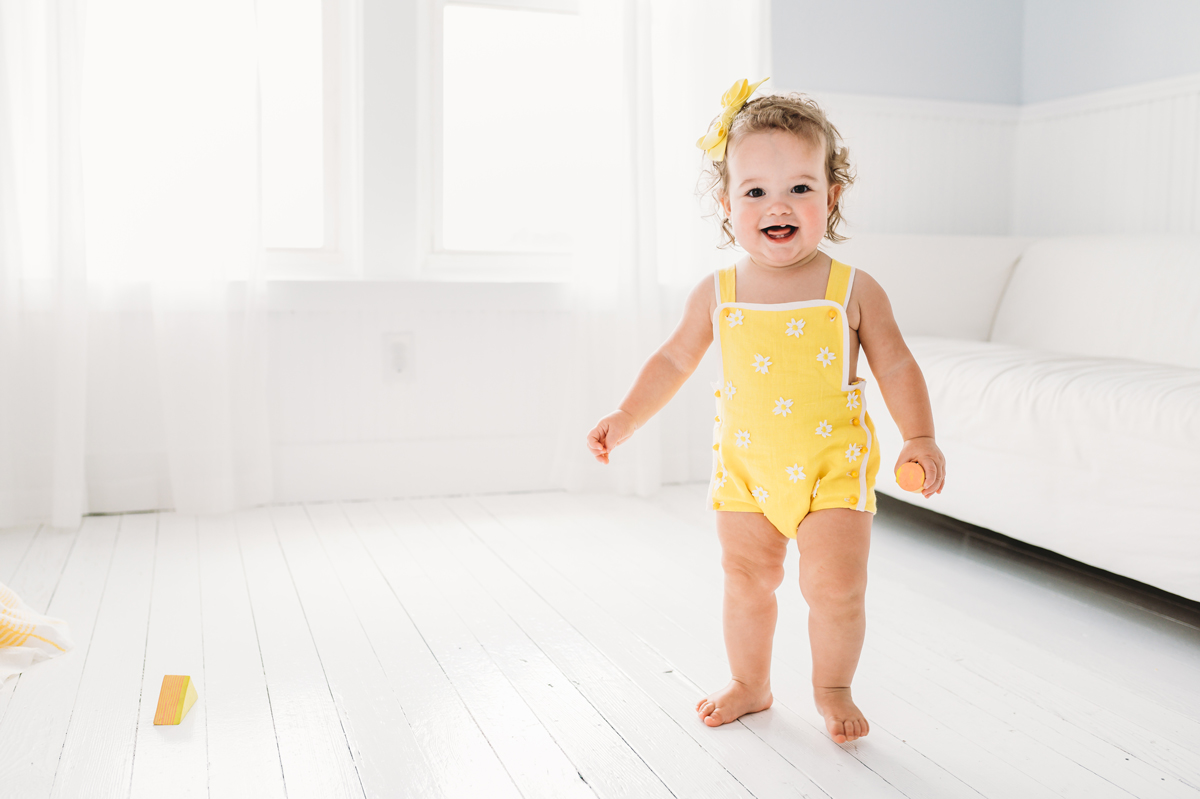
[{"x1": 698, "y1": 92, "x2": 855, "y2": 248}]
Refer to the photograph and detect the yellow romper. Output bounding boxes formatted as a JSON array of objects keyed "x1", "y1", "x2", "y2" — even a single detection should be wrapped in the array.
[{"x1": 706, "y1": 259, "x2": 881, "y2": 538}]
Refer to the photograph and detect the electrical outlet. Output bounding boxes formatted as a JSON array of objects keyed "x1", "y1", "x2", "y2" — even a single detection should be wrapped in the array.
[{"x1": 382, "y1": 332, "x2": 415, "y2": 383}]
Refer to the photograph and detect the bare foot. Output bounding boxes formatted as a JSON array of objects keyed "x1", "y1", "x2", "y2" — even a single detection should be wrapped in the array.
[
  {"x1": 813, "y1": 686, "x2": 869, "y2": 743},
  {"x1": 695, "y1": 679, "x2": 773, "y2": 727}
]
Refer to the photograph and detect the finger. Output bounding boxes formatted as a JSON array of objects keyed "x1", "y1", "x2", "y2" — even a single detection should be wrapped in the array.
[
  {"x1": 920, "y1": 460, "x2": 939, "y2": 497},
  {"x1": 920, "y1": 457, "x2": 938, "y2": 490}
]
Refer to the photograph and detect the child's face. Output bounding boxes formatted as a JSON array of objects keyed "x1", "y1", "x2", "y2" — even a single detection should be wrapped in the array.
[{"x1": 719, "y1": 129, "x2": 842, "y2": 269}]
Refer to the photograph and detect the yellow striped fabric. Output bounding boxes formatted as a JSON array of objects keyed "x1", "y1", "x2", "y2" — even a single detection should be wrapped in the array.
[{"x1": 0, "y1": 581, "x2": 74, "y2": 682}]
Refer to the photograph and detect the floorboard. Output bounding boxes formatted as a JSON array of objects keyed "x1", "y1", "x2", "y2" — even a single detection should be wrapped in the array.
[
  {"x1": 235, "y1": 507, "x2": 364, "y2": 799},
  {"x1": 0, "y1": 517, "x2": 118, "y2": 795},
  {"x1": 1, "y1": 486, "x2": 1197, "y2": 799}
]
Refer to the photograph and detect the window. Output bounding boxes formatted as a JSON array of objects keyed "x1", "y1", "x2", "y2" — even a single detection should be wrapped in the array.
[
  {"x1": 81, "y1": 0, "x2": 359, "y2": 280},
  {"x1": 259, "y1": 0, "x2": 360, "y2": 277},
  {"x1": 259, "y1": 0, "x2": 325, "y2": 249},
  {"x1": 424, "y1": 0, "x2": 581, "y2": 279}
]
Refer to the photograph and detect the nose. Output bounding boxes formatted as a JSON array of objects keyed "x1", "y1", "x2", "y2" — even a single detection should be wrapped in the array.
[{"x1": 766, "y1": 196, "x2": 792, "y2": 216}]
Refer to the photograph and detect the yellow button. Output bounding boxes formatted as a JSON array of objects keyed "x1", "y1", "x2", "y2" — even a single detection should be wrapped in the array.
[
  {"x1": 847, "y1": 496, "x2": 858, "y2": 504},
  {"x1": 714, "y1": 390, "x2": 721, "y2": 397},
  {"x1": 850, "y1": 471, "x2": 859, "y2": 478},
  {"x1": 716, "y1": 471, "x2": 723, "y2": 478},
  {"x1": 712, "y1": 501, "x2": 721, "y2": 510},
  {"x1": 829, "y1": 312, "x2": 837, "y2": 321},
  {"x1": 713, "y1": 444, "x2": 720, "y2": 450},
  {"x1": 852, "y1": 418, "x2": 860, "y2": 425},
  {"x1": 714, "y1": 416, "x2": 720, "y2": 422}
]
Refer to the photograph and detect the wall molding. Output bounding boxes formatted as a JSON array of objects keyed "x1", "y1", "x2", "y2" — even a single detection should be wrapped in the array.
[
  {"x1": 1013, "y1": 71, "x2": 1200, "y2": 236},
  {"x1": 778, "y1": 72, "x2": 1200, "y2": 238}
]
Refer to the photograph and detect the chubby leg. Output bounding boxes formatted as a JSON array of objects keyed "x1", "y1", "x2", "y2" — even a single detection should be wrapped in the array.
[
  {"x1": 696, "y1": 510, "x2": 789, "y2": 727},
  {"x1": 796, "y1": 507, "x2": 872, "y2": 743}
]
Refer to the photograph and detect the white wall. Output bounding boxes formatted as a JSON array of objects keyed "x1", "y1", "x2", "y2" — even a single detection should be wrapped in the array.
[
  {"x1": 82, "y1": 282, "x2": 721, "y2": 511},
  {"x1": 81, "y1": 2, "x2": 1200, "y2": 512},
  {"x1": 1022, "y1": 0, "x2": 1200, "y2": 103}
]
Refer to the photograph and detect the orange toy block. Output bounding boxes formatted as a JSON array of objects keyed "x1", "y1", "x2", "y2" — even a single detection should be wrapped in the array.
[
  {"x1": 895, "y1": 462, "x2": 925, "y2": 492},
  {"x1": 154, "y1": 675, "x2": 198, "y2": 725}
]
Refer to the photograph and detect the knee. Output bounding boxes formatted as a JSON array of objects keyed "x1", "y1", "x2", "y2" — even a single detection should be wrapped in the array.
[
  {"x1": 800, "y1": 574, "x2": 867, "y2": 612},
  {"x1": 722, "y1": 555, "x2": 785, "y2": 597}
]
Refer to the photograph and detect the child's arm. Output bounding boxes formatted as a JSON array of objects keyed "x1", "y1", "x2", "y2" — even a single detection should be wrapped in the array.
[
  {"x1": 586, "y1": 275, "x2": 715, "y2": 464},
  {"x1": 852, "y1": 270, "x2": 947, "y2": 498}
]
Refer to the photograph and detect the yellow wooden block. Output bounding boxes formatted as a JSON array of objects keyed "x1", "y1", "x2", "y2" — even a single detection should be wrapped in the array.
[{"x1": 154, "y1": 675, "x2": 198, "y2": 725}]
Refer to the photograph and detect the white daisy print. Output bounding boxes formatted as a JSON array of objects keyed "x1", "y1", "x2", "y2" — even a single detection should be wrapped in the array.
[
  {"x1": 722, "y1": 380, "x2": 737, "y2": 400},
  {"x1": 773, "y1": 397, "x2": 793, "y2": 417},
  {"x1": 815, "y1": 420, "x2": 833, "y2": 438},
  {"x1": 751, "y1": 486, "x2": 769, "y2": 503},
  {"x1": 753, "y1": 353, "x2": 772, "y2": 374},
  {"x1": 713, "y1": 473, "x2": 727, "y2": 489},
  {"x1": 812, "y1": 478, "x2": 821, "y2": 498},
  {"x1": 735, "y1": 429, "x2": 751, "y2": 448},
  {"x1": 785, "y1": 318, "x2": 806, "y2": 337},
  {"x1": 726, "y1": 309, "x2": 744, "y2": 327},
  {"x1": 845, "y1": 443, "x2": 863, "y2": 462},
  {"x1": 785, "y1": 464, "x2": 806, "y2": 483},
  {"x1": 846, "y1": 390, "x2": 860, "y2": 409},
  {"x1": 816, "y1": 347, "x2": 837, "y2": 367}
]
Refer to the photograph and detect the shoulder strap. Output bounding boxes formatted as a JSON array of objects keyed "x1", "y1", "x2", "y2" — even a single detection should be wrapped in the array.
[
  {"x1": 716, "y1": 264, "x2": 737, "y2": 304},
  {"x1": 823, "y1": 259, "x2": 855, "y2": 306}
]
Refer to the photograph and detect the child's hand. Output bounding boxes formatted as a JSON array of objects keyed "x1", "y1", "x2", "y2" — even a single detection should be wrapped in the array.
[
  {"x1": 586, "y1": 409, "x2": 638, "y2": 464},
  {"x1": 894, "y1": 436, "x2": 946, "y2": 499}
]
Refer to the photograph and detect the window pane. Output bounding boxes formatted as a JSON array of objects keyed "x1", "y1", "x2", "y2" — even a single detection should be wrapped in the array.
[
  {"x1": 442, "y1": 5, "x2": 579, "y2": 253},
  {"x1": 259, "y1": 0, "x2": 324, "y2": 248}
]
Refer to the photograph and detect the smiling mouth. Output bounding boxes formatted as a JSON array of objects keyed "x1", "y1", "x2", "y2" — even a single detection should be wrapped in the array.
[{"x1": 762, "y1": 225, "x2": 797, "y2": 241}]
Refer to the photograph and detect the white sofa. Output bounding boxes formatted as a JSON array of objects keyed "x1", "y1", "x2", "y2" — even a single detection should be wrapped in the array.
[{"x1": 823, "y1": 234, "x2": 1200, "y2": 603}]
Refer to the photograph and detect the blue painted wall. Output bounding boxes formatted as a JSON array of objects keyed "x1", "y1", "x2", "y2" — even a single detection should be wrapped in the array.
[{"x1": 771, "y1": 0, "x2": 1200, "y2": 104}]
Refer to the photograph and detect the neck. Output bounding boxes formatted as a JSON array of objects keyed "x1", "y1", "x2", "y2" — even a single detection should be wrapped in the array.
[{"x1": 748, "y1": 246, "x2": 824, "y2": 273}]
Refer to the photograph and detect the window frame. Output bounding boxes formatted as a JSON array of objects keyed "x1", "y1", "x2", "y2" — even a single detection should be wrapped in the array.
[
  {"x1": 261, "y1": 0, "x2": 363, "y2": 279},
  {"x1": 418, "y1": 0, "x2": 580, "y2": 282}
]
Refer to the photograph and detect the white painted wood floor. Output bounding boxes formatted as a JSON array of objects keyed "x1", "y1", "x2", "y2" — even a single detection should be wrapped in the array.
[{"x1": 1, "y1": 484, "x2": 1198, "y2": 799}]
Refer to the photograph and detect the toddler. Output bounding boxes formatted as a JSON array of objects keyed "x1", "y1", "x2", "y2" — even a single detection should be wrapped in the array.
[{"x1": 585, "y1": 79, "x2": 947, "y2": 744}]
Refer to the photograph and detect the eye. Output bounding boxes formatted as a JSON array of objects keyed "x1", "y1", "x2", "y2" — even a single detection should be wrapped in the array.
[
  {"x1": 746, "y1": 188, "x2": 764, "y2": 198},
  {"x1": 792, "y1": 184, "x2": 811, "y2": 194}
]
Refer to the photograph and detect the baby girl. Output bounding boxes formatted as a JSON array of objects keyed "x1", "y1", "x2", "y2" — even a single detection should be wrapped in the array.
[{"x1": 585, "y1": 79, "x2": 947, "y2": 744}]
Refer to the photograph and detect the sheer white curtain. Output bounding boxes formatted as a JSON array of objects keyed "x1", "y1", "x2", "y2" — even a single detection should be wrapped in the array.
[
  {"x1": 0, "y1": 0, "x2": 271, "y2": 526},
  {"x1": 81, "y1": 0, "x2": 272, "y2": 516},
  {"x1": 0, "y1": 0, "x2": 89, "y2": 528},
  {"x1": 552, "y1": 0, "x2": 770, "y2": 495}
]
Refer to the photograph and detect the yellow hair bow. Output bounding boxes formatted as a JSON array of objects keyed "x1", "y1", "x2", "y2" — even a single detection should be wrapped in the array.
[{"x1": 695, "y1": 77, "x2": 769, "y2": 162}]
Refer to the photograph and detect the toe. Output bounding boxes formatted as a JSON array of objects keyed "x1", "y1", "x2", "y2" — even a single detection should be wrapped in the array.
[{"x1": 704, "y1": 707, "x2": 724, "y2": 727}]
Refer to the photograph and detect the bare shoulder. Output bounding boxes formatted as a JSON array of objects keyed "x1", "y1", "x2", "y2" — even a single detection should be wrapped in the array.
[
  {"x1": 850, "y1": 266, "x2": 889, "y2": 302},
  {"x1": 686, "y1": 268, "x2": 719, "y2": 322},
  {"x1": 847, "y1": 267, "x2": 896, "y2": 328},
  {"x1": 660, "y1": 270, "x2": 719, "y2": 374}
]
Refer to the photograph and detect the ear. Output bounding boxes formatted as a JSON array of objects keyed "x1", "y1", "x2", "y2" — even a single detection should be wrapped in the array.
[
  {"x1": 827, "y1": 183, "x2": 843, "y2": 214},
  {"x1": 718, "y1": 192, "x2": 731, "y2": 218}
]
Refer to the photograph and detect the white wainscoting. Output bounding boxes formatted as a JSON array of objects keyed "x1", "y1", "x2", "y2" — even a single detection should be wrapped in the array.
[
  {"x1": 81, "y1": 281, "x2": 721, "y2": 511},
  {"x1": 1013, "y1": 72, "x2": 1200, "y2": 236},
  {"x1": 789, "y1": 88, "x2": 1022, "y2": 237},
  {"x1": 789, "y1": 71, "x2": 1200, "y2": 239}
]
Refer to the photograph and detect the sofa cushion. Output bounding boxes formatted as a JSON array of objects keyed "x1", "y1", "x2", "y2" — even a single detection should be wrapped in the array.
[
  {"x1": 989, "y1": 235, "x2": 1200, "y2": 369},
  {"x1": 863, "y1": 335, "x2": 1200, "y2": 601}
]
